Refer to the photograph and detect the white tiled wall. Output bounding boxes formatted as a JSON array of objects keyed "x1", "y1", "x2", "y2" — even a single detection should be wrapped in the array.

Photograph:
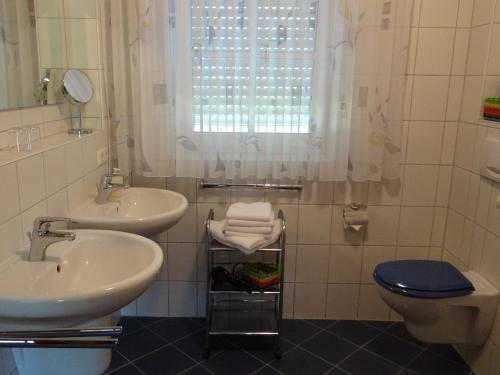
[
  {"x1": 441, "y1": 0, "x2": 500, "y2": 373},
  {"x1": 0, "y1": 1, "x2": 107, "y2": 374},
  {"x1": 121, "y1": 0, "x2": 473, "y2": 322}
]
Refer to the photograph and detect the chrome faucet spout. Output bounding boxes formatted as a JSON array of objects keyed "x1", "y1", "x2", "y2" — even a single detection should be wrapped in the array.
[
  {"x1": 95, "y1": 174, "x2": 129, "y2": 204},
  {"x1": 28, "y1": 217, "x2": 77, "y2": 262}
]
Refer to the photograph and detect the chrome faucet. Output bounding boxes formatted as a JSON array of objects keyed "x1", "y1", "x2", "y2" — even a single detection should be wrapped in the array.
[
  {"x1": 95, "y1": 174, "x2": 129, "y2": 204},
  {"x1": 28, "y1": 217, "x2": 77, "y2": 262}
]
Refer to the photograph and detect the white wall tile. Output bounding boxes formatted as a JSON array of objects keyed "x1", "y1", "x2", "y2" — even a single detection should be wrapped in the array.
[
  {"x1": 168, "y1": 204, "x2": 197, "y2": 242},
  {"x1": 167, "y1": 243, "x2": 197, "y2": 281},
  {"x1": 460, "y1": 76, "x2": 483, "y2": 123},
  {"x1": 406, "y1": 122, "x2": 444, "y2": 164},
  {"x1": 441, "y1": 123, "x2": 458, "y2": 165},
  {"x1": 358, "y1": 284, "x2": 390, "y2": 320},
  {"x1": 361, "y1": 246, "x2": 396, "y2": 284},
  {"x1": 17, "y1": 154, "x2": 46, "y2": 210},
  {"x1": 398, "y1": 207, "x2": 434, "y2": 246},
  {"x1": 419, "y1": 0, "x2": 459, "y2": 27},
  {"x1": 169, "y1": 281, "x2": 197, "y2": 317},
  {"x1": 451, "y1": 29, "x2": 470, "y2": 75},
  {"x1": 297, "y1": 205, "x2": 332, "y2": 244},
  {"x1": 295, "y1": 245, "x2": 330, "y2": 283},
  {"x1": 466, "y1": 25, "x2": 490, "y2": 75},
  {"x1": 0, "y1": 216, "x2": 23, "y2": 263},
  {"x1": 411, "y1": 76, "x2": 449, "y2": 121},
  {"x1": 331, "y1": 205, "x2": 365, "y2": 246},
  {"x1": 446, "y1": 77, "x2": 465, "y2": 121},
  {"x1": 328, "y1": 245, "x2": 362, "y2": 283},
  {"x1": 402, "y1": 165, "x2": 439, "y2": 206},
  {"x1": 431, "y1": 207, "x2": 448, "y2": 247},
  {"x1": 472, "y1": 0, "x2": 495, "y2": 26},
  {"x1": 476, "y1": 178, "x2": 493, "y2": 227},
  {"x1": 326, "y1": 284, "x2": 359, "y2": 320},
  {"x1": 487, "y1": 24, "x2": 500, "y2": 75},
  {"x1": 364, "y1": 206, "x2": 400, "y2": 246},
  {"x1": 65, "y1": 141, "x2": 85, "y2": 183},
  {"x1": 293, "y1": 283, "x2": 327, "y2": 319},
  {"x1": 415, "y1": 28, "x2": 455, "y2": 75},
  {"x1": 457, "y1": 0, "x2": 474, "y2": 27},
  {"x1": 43, "y1": 146, "x2": 68, "y2": 196},
  {"x1": 481, "y1": 232, "x2": 500, "y2": 289},
  {"x1": 436, "y1": 166, "x2": 453, "y2": 207},
  {"x1": 137, "y1": 281, "x2": 169, "y2": 317},
  {"x1": 0, "y1": 163, "x2": 20, "y2": 224}
]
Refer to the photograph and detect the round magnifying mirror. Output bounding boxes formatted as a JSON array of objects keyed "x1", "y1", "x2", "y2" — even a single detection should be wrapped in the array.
[{"x1": 62, "y1": 70, "x2": 93, "y2": 104}]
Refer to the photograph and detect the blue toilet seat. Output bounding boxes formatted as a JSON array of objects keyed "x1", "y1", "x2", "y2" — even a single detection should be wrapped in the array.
[{"x1": 373, "y1": 260, "x2": 474, "y2": 299}]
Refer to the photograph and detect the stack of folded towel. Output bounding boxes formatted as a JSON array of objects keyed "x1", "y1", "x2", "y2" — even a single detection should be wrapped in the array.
[
  {"x1": 224, "y1": 202, "x2": 274, "y2": 239},
  {"x1": 209, "y1": 202, "x2": 282, "y2": 254}
]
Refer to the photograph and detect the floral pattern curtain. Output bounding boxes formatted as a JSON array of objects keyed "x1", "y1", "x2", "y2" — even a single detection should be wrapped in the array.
[{"x1": 111, "y1": 0, "x2": 412, "y2": 181}]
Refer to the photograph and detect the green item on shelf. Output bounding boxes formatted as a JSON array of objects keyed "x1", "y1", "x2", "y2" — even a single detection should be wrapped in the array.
[{"x1": 240, "y1": 262, "x2": 280, "y2": 289}]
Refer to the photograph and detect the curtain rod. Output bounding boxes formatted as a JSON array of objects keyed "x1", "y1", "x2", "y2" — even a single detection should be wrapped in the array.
[{"x1": 199, "y1": 180, "x2": 303, "y2": 191}]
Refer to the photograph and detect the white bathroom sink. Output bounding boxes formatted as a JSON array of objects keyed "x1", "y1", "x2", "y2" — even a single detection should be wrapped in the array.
[
  {"x1": 69, "y1": 187, "x2": 188, "y2": 236},
  {"x1": 0, "y1": 229, "x2": 163, "y2": 327}
]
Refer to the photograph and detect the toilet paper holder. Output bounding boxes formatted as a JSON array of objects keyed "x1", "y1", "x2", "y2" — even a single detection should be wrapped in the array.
[{"x1": 343, "y1": 203, "x2": 368, "y2": 231}]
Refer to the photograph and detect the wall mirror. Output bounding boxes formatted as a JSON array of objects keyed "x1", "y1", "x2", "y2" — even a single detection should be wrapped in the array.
[{"x1": 0, "y1": 0, "x2": 42, "y2": 111}]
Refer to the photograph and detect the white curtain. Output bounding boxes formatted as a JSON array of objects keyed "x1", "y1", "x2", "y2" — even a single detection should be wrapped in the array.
[{"x1": 117, "y1": 0, "x2": 412, "y2": 181}]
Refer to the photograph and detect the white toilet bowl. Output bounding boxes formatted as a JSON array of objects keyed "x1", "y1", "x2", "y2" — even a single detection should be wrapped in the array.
[{"x1": 374, "y1": 261, "x2": 499, "y2": 346}]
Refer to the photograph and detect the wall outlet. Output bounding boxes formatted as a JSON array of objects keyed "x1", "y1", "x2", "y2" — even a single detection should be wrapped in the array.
[{"x1": 97, "y1": 147, "x2": 108, "y2": 165}]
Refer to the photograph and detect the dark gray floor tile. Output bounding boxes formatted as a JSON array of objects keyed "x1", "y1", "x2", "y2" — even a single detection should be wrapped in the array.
[
  {"x1": 281, "y1": 319, "x2": 321, "y2": 344},
  {"x1": 148, "y1": 317, "x2": 201, "y2": 342},
  {"x1": 236, "y1": 335, "x2": 293, "y2": 363},
  {"x1": 325, "y1": 367, "x2": 351, "y2": 375},
  {"x1": 338, "y1": 349, "x2": 402, "y2": 375},
  {"x1": 398, "y1": 369, "x2": 419, "y2": 375},
  {"x1": 362, "y1": 320, "x2": 395, "y2": 331},
  {"x1": 253, "y1": 365, "x2": 283, "y2": 374},
  {"x1": 107, "y1": 364, "x2": 143, "y2": 375},
  {"x1": 117, "y1": 328, "x2": 166, "y2": 360},
  {"x1": 427, "y1": 344, "x2": 468, "y2": 365},
  {"x1": 180, "y1": 365, "x2": 213, "y2": 375},
  {"x1": 118, "y1": 317, "x2": 144, "y2": 336},
  {"x1": 328, "y1": 320, "x2": 380, "y2": 346},
  {"x1": 105, "y1": 350, "x2": 129, "y2": 373},
  {"x1": 365, "y1": 333, "x2": 423, "y2": 366},
  {"x1": 306, "y1": 319, "x2": 337, "y2": 329},
  {"x1": 270, "y1": 347, "x2": 333, "y2": 375},
  {"x1": 386, "y1": 323, "x2": 426, "y2": 347},
  {"x1": 134, "y1": 316, "x2": 165, "y2": 326},
  {"x1": 203, "y1": 349, "x2": 264, "y2": 375},
  {"x1": 174, "y1": 331, "x2": 233, "y2": 362},
  {"x1": 408, "y1": 350, "x2": 471, "y2": 375},
  {"x1": 134, "y1": 345, "x2": 196, "y2": 375},
  {"x1": 300, "y1": 331, "x2": 357, "y2": 365}
]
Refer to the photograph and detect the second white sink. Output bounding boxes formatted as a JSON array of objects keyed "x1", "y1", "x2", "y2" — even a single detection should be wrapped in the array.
[{"x1": 69, "y1": 187, "x2": 188, "y2": 236}]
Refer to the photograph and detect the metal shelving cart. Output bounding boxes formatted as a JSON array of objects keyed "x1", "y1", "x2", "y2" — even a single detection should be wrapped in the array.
[{"x1": 203, "y1": 209, "x2": 286, "y2": 359}]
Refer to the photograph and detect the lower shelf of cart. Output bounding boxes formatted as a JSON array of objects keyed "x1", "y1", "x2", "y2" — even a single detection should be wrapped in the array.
[{"x1": 208, "y1": 299, "x2": 279, "y2": 335}]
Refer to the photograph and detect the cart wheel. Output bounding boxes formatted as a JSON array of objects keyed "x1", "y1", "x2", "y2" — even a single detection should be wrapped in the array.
[
  {"x1": 202, "y1": 347, "x2": 211, "y2": 359},
  {"x1": 274, "y1": 348, "x2": 282, "y2": 359}
]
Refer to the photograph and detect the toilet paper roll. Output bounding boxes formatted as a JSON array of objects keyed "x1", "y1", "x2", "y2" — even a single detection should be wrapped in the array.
[{"x1": 343, "y1": 212, "x2": 369, "y2": 225}]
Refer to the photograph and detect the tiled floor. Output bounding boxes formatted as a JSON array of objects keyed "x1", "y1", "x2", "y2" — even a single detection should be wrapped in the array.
[{"x1": 106, "y1": 318, "x2": 474, "y2": 375}]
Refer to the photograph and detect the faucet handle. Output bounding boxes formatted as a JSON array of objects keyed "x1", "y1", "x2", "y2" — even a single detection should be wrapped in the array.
[{"x1": 33, "y1": 217, "x2": 77, "y2": 232}]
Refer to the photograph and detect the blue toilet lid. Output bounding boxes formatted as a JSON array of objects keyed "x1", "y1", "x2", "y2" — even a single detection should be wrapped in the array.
[{"x1": 373, "y1": 260, "x2": 474, "y2": 299}]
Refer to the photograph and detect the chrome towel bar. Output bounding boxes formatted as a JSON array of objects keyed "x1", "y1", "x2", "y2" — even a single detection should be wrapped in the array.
[
  {"x1": 0, "y1": 326, "x2": 122, "y2": 348},
  {"x1": 200, "y1": 180, "x2": 303, "y2": 191}
]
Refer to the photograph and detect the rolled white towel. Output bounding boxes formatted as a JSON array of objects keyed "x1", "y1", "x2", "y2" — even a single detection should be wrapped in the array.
[
  {"x1": 225, "y1": 225, "x2": 273, "y2": 235},
  {"x1": 224, "y1": 230, "x2": 272, "y2": 240},
  {"x1": 210, "y1": 219, "x2": 282, "y2": 254},
  {"x1": 226, "y1": 202, "x2": 273, "y2": 222},
  {"x1": 227, "y1": 218, "x2": 274, "y2": 228}
]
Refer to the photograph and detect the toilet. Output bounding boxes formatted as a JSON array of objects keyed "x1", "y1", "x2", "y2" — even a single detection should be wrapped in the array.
[{"x1": 373, "y1": 260, "x2": 499, "y2": 345}]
